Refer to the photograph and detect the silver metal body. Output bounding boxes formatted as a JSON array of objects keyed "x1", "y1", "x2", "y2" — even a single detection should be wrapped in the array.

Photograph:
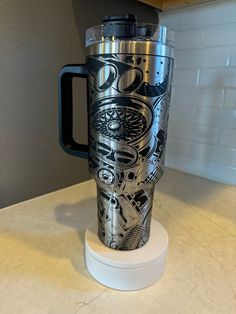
[{"x1": 87, "y1": 40, "x2": 174, "y2": 250}]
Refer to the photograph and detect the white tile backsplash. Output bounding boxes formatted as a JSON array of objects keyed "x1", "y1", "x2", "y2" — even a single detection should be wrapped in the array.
[
  {"x1": 173, "y1": 69, "x2": 199, "y2": 87},
  {"x1": 166, "y1": 153, "x2": 236, "y2": 185},
  {"x1": 179, "y1": 1, "x2": 236, "y2": 30},
  {"x1": 229, "y1": 48, "x2": 236, "y2": 67},
  {"x1": 175, "y1": 29, "x2": 204, "y2": 50},
  {"x1": 168, "y1": 122, "x2": 220, "y2": 144},
  {"x1": 199, "y1": 68, "x2": 236, "y2": 88},
  {"x1": 170, "y1": 105, "x2": 196, "y2": 123},
  {"x1": 172, "y1": 87, "x2": 224, "y2": 107},
  {"x1": 191, "y1": 142, "x2": 236, "y2": 167},
  {"x1": 177, "y1": 47, "x2": 230, "y2": 68},
  {"x1": 204, "y1": 23, "x2": 236, "y2": 47},
  {"x1": 160, "y1": 12, "x2": 182, "y2": 31},
  {"x1": 171, "y1": 88, "x2": 224, "y2": 107},
  {"x1": 166, "y1": 138, "x2": 192, "y2": 156},
  {"x1": 224, "y1": 89, "x2": 236, "y2": 108},
  {"x1": 219, "y1": 129, "x2": 236, "y2": 148},
  {"x1": 161, "y1": 0, "x2": 236, "y2": 185},
  {"x1": 195, "y1": 107, "x2": 236, "y2": 128}
]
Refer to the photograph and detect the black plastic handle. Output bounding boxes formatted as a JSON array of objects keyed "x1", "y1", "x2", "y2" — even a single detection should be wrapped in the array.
[{"x1": 58, "y1": 64, "x2": 89, "y2": 159}]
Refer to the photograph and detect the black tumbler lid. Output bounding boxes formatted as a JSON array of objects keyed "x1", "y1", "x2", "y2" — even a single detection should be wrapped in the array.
[
  {"x1": 102, "y1": 14, "x2": 137, "y2": 39},
  {"x1": 86, "y1": 16, "x2": 175, "y2": 49}
]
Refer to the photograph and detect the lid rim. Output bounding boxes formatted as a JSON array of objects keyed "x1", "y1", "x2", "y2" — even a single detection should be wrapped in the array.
[{"x1": 86, "y1": 24, "x2": 174, "y2": 48}]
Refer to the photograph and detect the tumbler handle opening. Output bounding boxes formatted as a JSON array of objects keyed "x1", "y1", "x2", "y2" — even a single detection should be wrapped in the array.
[{"x1": 58, "y1": 64, "x2": 89, "y2": 159}]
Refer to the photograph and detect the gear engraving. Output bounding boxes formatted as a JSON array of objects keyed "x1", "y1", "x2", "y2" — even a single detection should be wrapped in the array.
[{"x1": 87, "y1": 53, "x2": 173, "y2": 250}]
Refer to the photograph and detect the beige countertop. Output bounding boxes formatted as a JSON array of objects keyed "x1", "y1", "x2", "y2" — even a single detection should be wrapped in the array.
[{"x1": 0, "y1": 169, "x2": 236, "y2": 314}]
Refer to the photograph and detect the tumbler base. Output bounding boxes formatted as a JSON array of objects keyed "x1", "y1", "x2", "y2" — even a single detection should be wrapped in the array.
[{"x1": 85, "y1": 219, "x2": 168, "y2": 291}]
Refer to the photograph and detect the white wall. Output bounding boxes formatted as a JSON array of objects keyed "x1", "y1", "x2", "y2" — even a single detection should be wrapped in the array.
[{"x1": 160, "y1": 0, "x2": 236, "y2": 185}]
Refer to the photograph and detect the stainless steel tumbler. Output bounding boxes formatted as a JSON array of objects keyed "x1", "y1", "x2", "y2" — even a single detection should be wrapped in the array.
[{"x1": 59, "y1": 14, "x2": 174, "y2": 251}]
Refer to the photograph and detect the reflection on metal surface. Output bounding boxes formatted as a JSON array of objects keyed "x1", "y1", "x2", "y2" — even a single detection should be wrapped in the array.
[{"x1": 87, "y1": 49, "x2": 173, "y2": 250}]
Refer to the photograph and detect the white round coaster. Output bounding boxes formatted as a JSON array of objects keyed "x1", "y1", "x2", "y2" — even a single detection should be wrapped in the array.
[{"x1": 85, "y1": 219, "x2": 168, "y2": 291}]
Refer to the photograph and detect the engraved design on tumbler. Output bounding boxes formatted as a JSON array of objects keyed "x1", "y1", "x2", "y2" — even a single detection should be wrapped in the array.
[{"x1": 87, "y1": 53, "x2": 173, "y2": 250}]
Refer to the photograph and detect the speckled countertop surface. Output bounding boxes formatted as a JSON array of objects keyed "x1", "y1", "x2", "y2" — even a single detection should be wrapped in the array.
[{"x1": 0, "y1": 169, "x2": 236, "y2": 314}]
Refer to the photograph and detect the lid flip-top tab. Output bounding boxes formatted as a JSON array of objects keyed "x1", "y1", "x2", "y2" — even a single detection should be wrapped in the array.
[{"x1": 102, "y1": 14, "x2": 137, "y2": 39}]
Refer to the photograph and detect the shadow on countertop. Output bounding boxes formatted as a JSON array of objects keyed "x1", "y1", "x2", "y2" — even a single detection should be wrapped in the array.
[
  {"x1": 0, "y1": 197, "x2": 98, "y2": 287},
  {"x1": 54, "y1": 197, "x2": 97, "y2": 278},
  {"x1": 54, "y1": 197, "x2": 97, "y2": 244}
]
